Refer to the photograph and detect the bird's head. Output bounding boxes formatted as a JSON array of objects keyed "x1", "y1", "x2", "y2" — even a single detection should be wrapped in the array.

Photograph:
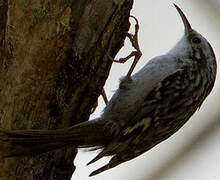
[{"x1": 169, "y1": 4, "x2": 216, "y2": 69}]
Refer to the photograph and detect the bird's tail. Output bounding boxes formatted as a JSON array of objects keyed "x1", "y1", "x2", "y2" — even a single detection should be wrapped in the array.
[{"x1": 0, "y1": 118, "x2": 110, "y2": 158}]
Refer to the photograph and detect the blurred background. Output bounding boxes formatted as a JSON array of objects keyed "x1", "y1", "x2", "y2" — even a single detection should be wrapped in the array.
[{"x1": 72, "y1": 0, "x2": 220, "y2": 179}]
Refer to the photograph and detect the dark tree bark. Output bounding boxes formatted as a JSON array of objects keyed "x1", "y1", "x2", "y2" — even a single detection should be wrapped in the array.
[{"x1": 0, "y1": 0, "x2": 133, "y2": 179}]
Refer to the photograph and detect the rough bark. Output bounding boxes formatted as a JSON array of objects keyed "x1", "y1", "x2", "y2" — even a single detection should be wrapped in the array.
[{"x1": 0, "y1": 0, "x2": 133, "y2": 179}]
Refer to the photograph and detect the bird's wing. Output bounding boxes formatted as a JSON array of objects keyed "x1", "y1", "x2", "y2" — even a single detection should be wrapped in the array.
[
  {"x1": 102, "y1": 54, "x2": 182, "y2": 127},
  {"x1": 87, "y1": 68, "x2": 189, "y2": 176},
  {"x1": 88, "y1": 56, "x2": 184, "y2": 161}
]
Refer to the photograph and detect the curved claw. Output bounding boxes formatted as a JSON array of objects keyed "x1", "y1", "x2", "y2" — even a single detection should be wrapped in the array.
[
  {"x1": 106, "y1": 53, "x2": 115, "y2": 61},
  {"x1": 106, "y1": 15, "x2": 142, "y2": 77},
  {"x1": 130, "y1": 15, "x2": 139, "y2": 27}
]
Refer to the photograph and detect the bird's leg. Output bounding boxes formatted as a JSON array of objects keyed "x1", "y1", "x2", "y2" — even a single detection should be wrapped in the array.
[
  {"x1": 91, "y1": 101, "x2": 98, "y2": 114},
  {"x1": 111, "y1": 15, "x2": 142, "y2": 77},
  {"x1": 91, "y1": 89, "x2": 108, "y2": 113},
  {"x1": 91, "y1": 16, "x2": 142, "y2": 113},
  {"x1": 101, "y1": 88, "x2": 108, "y2": 105}
]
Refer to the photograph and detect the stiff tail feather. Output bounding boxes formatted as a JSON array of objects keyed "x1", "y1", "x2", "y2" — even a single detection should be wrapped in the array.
[{"x1": 0, "y1": 118, "x2": 110, "y2": 158}]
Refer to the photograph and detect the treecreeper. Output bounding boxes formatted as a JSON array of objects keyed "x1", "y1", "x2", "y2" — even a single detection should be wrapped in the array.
[{"x1": 0, "y1": 4, "x2": 217, "y2": 177}]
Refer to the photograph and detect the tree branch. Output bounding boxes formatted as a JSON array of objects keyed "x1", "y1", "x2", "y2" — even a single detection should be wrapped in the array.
[{"x1": 0, "y1": 0, "x2": 133, "y2": 179}]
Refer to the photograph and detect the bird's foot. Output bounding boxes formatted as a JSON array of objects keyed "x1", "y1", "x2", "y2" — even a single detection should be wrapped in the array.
[
  {"x1": 108, "y1": 15, "x2": 142, "y2": 77},
  {"x1": 91, "y1": 89, "x2": 108, "y2": 114}
]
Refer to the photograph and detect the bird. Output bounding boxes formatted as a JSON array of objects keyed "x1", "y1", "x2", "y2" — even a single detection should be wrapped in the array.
[{"x1": 0, "y1": 4, "x2": 217, "y2": 177}]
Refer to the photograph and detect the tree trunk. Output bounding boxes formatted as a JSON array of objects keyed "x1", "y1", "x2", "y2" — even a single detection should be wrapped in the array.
[{"x1": 0, "y1": 0, "x2": 133, "y2": 179}]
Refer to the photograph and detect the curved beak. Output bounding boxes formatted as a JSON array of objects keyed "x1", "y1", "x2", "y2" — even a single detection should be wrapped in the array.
[{"x1": 174, "y1": 4, "x2": 192, "y2": 35}]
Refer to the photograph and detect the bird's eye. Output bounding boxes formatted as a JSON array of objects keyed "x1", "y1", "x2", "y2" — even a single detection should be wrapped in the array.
[{"x1": 191, "y1": 37, "x2": 201, "y2": 44}]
